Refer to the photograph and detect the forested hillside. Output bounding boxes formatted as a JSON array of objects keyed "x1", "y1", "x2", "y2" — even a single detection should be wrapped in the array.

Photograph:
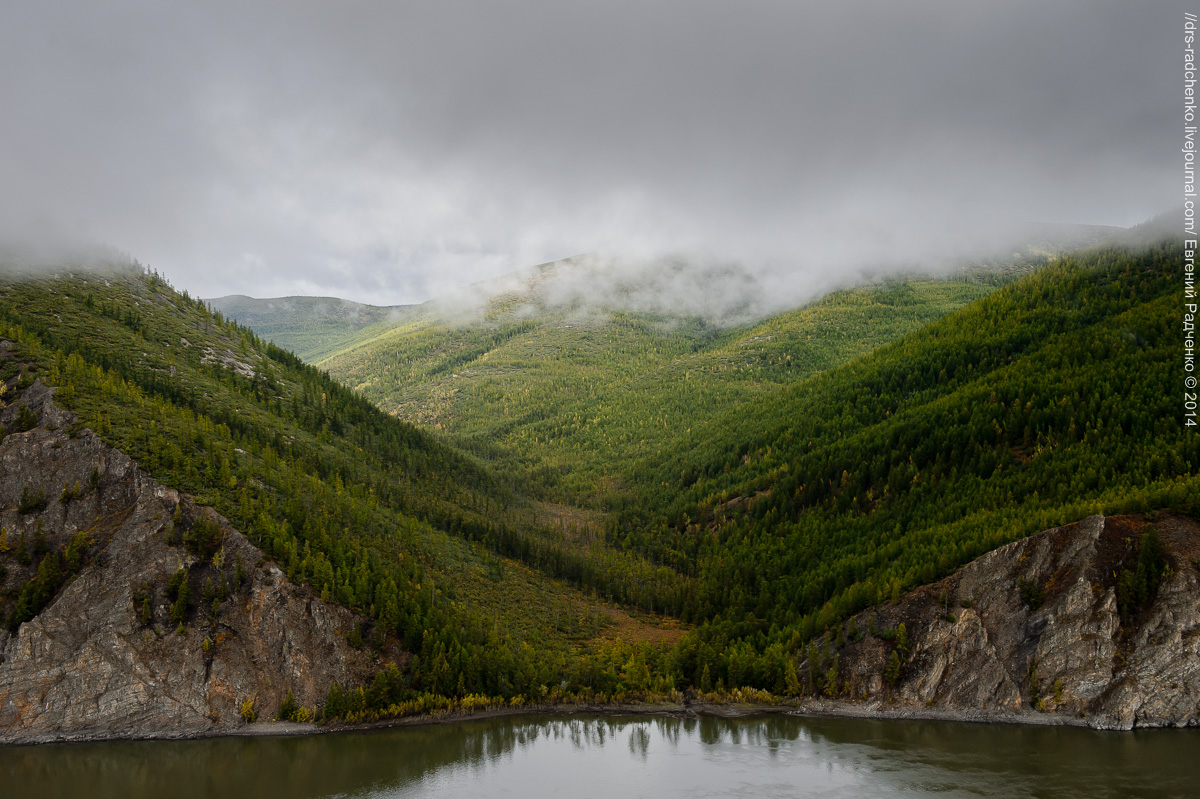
[
  {"x1": 2, "y1": 227, "x2": 1193, "y2": 713},
  {"x1": 313, "y1": 232, "x2": 1119, "y2": 507},
  {"x1": 318, "y1": 277, "x2": 1016, "y2": 504},
  {"x1": 0, "y1": 259, "x2": 683, "y2": 711},
  {"x1": 256, "y1": 229, "x2": 1196, "y2": 696},
  {"x1": 613, "y1": 234, "x2": 1199, "y2": 675}
]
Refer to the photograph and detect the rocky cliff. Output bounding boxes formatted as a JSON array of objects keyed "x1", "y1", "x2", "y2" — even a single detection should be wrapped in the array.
[
  {"x1": 3, "y1": 344, "x2": 1198, "y2": 742},
  {"x1": 799, "y1": 512, "x2": 1200, "y2": 729},
  {"x1": 0, "y1": 353, "x2": 380, "y2": 743}
]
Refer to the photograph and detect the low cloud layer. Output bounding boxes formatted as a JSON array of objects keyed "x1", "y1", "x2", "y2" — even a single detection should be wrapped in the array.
[
  {"x1": 431, "y1": 218, "x2": 1123, "y2": 327},
  {"x1": 0, "y1": 1, "x2": 1181, "y2": 305}
]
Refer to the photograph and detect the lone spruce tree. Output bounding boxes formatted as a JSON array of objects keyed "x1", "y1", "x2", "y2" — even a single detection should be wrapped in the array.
[{"x1": 884, "y1": 650, "x2": 902, "y2": 687}]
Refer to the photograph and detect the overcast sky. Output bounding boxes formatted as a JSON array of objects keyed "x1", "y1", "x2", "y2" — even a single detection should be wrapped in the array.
[{"x1": 0, "y1": 1, "x2": 1183, "y2": 305}]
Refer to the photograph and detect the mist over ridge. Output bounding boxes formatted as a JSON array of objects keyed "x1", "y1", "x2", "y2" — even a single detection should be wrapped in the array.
[{"x1": 426, "y1": 221, "x2": 1125, "y2": 328}]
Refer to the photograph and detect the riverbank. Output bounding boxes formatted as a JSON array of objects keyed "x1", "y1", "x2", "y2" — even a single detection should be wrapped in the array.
[
  {"x1": 0, "y1": 693, "x2": 1180, "y2": 746},
  {"x1": 176, "y1": 695, "x2": 1126, "y2": 743}
]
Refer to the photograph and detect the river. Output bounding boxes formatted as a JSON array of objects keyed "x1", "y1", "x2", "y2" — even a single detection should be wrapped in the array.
[{"x1": 2, "y1": 713, "x2": 1195, "y2": 798}]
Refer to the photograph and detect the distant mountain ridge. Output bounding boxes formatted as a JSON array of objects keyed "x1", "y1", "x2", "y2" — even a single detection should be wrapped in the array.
[{"x1": 205, "y1": 294, "x2": 414, "y2": 362}]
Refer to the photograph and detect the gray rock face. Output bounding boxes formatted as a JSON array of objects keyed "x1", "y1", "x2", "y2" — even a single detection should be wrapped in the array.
[
  {"x1": 0, "y1": 380, "x2": 377, "y2": 744},
  {"x1": 807, "y1": 513, "x2": 1200, "y2": 729}
]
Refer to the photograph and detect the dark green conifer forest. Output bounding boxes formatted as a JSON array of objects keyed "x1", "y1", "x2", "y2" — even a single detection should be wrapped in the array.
[{"x1": 1, "y1": 226, "x2": 1195, "y2": 718}]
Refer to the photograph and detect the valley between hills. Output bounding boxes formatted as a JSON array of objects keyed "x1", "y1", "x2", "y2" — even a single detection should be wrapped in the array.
[{"x1": 0, "y1": 218, "x2": 1197, "y2": 741}]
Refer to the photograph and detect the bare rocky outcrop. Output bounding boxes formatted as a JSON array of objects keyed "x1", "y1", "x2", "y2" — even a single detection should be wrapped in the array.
[
  {"x1": 800, "y1": 513, "x2": 1200, "y2": 729},
  {"x1": 3, "y1": 348, "x2": 1198, "y2": 742},
  {"x1": 0, "y1": 373, "x2": 379, "y2": 744}
]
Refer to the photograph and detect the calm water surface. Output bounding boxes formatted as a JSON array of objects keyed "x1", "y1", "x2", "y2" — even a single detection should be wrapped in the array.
[{"x1": 2, "y1": 713, "x2": 1196, "y2": 798}]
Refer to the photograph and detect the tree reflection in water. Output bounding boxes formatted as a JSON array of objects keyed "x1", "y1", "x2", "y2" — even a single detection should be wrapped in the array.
[{"x1": 2, "y1": 713, "x2": 1197, "y2": 799}]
